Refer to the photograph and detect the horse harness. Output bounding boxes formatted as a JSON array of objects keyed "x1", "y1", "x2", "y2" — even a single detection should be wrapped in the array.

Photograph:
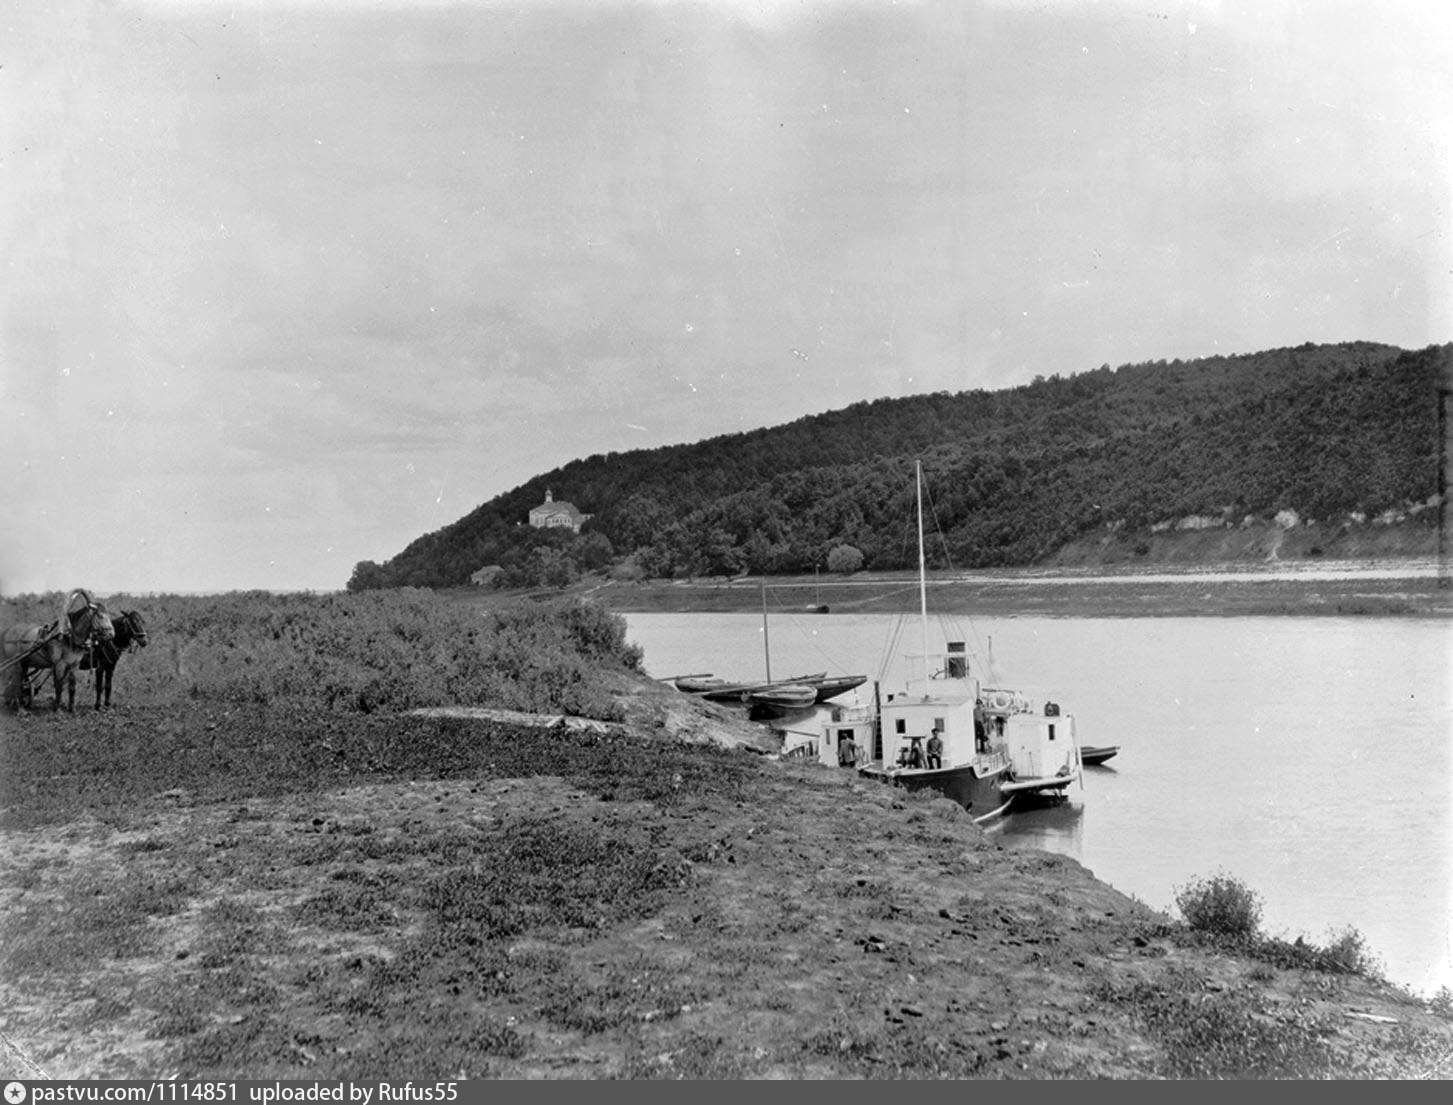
[{"x1": 0, "y1": 596, "x2": 112, "y2": 678}]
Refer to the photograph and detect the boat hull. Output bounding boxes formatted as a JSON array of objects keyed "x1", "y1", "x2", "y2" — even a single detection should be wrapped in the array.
[
  {"x1": 810, "y1": 674, "x2": 868, "y2": 703},
  {"x1": 1000, "y1": 773, "x2": 1076, "y2": 796},
  {"x1": 1080, "y1": 745, "x2": 1119, "y2": 766},
  {"x1": 686, "y1": 672, "x2": 829, "y2": 703},
  {"x1": 859, "y1": 760, "x2": 1013, "y2": 823},
  {"x1": 747, "y1": 684, "x2": 818, "y2": 717}
]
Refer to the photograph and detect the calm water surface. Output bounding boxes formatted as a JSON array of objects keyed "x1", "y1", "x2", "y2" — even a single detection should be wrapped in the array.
[{"x1": 623, "y1": 610, "x2": 1452, "y2": 996}]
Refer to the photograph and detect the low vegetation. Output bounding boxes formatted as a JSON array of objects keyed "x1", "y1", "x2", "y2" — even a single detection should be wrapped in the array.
[{"x1": 1, "y1": 589, "x2": 642, "y2": 719}]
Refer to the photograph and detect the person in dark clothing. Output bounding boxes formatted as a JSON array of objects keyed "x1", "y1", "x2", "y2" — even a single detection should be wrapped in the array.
[
  {"x1": 973, "y1": 699, "x2": 988, "y2": 751},
  {"x1": 926, "y1": 728, "x2": 944, "y2": 769},
  {"x1": 905, "y1": 735, "x2": 925, "y2": 769},
  {"x1": 838, "y1": 733, "x2": 858, "y2": 768}
]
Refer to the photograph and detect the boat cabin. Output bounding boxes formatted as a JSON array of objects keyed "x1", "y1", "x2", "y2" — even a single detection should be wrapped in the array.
[
  {"x1": 818, "y1": 645, "x2": 1078, "y2": 788},
  {"x1": 820, "y1": 703, "x2": 878, "y2": 767},
  {"x1": 819, "y1": 641, "x2": 1014, "y2": 773},
  {"x1": 1003, "y1": 709, "x2": 1078, "y2": 782}
]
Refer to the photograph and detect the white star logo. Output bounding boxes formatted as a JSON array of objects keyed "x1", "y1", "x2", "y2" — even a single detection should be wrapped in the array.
[{"x1": 5, "y1": 1083, "x2": 27, "y2": 1105}]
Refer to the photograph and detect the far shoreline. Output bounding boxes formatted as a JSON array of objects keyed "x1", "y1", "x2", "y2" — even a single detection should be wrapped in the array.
[{"x1": 451, "y1": 558, "x2": 1453, "y2": 620}]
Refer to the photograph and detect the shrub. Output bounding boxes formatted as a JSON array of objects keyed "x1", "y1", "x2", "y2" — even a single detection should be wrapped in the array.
[
  {"x1": 1173, "y1": 872, "x2": 1262, "y2": 940},
  {"x1": 1315, "y1": 926, "x2": 1381, "y2": 977},
  {"x1": 826, "y1": 544, "x2": 864, "y2": 573},
  {"x1": 1250, "y1": 928, "x2": 1382, "y2": 978},
  {"x1": 1430, "y1": 987, "x2": 1453, "y2": 1020}
]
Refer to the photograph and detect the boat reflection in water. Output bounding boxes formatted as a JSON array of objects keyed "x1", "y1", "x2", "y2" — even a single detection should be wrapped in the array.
[{"x1": 984, "y1": 795, "x2": 1086, "y2": 854}]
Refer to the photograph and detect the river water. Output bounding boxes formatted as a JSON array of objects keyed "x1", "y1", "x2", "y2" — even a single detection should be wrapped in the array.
[{"x1": 622, "y1": 609, "x2": 1453, "y2": 997}]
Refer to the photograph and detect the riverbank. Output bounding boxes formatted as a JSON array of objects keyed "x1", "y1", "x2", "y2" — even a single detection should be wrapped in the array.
[{"x1": 3, "y1": 674, "x2": 1451, "y2": 1079}]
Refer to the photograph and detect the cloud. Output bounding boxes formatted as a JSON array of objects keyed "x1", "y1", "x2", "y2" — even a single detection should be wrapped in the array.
[{"x1": 3, "y1": 0, "x2": 1449, "y2": 592}]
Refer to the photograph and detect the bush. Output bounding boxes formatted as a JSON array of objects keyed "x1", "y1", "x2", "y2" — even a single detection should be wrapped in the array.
[
  {"x1": 826, "y1": 544, "x2": 864, "y2": 573},
  {"x1": 1430, "y1": 987, "x2": 1453, "y2": 1020},
  {"x1": 1251, "y1": 928, "x2": 1383, "y2": 978},
  {"x1": 1315, "y1": 926, "x2": 1381, "y2": 977},
  {"x1": 1173, "y1": 872, "x2": 1262, "y2": 940}
]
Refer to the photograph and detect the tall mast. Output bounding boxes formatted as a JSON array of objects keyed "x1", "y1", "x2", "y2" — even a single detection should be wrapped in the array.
[
  {"x1": 917, "y1": 460, "x2": 930, "y2": 692},
  {"x1": 761, "y1": 578, "x2": 771, "y2": 682}
]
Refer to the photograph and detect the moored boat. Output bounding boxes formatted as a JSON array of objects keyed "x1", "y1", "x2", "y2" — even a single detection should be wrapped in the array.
[
  {"x1": 804, "y1": 673, "x2": 867, "y2": 703},
  {"x1": 820, "y1": 643, "x2": 1015, "y2": 823},
  {"x1": 815, "y1": 461, "x2": 1079, "y2": 823},
  {"x1": 672, "y1": 583, "x2": 865, "y2": 711},
  {"x1": 1080, "y1": 745, "x2": 1119, "y2": 766},
  {"x1": 674, "y1": 674, "x2": 733, "y2": 694},
  {"x1": 998, "y1": 702, "x2": 1081, "y2": 803},
  {"x1": 675, "y1": 665, "x2": 864, "y2": 706},
  {"x1": 691, "y1": 672, "x2": 826, "y2": 703},
  {"x1": 746, "y1": 682, "x2": 818, "y2": 717}
]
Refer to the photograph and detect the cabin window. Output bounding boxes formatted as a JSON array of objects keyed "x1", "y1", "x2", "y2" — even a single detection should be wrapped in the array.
[
  {"x1": 894, "y1": 719, "x2": 906, "y2": 735},
  {"x1": 1048, "y1": 724, "x2": 1056, "y2": 740},
  {"x1": 933, "y1": 717, "x2": 945, "y2": 733}
]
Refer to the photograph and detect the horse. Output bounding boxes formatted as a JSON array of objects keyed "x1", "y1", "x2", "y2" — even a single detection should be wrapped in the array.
[
  {"x1": 0, "y1": 590, "x2": 115, "y2": 712},
  {"x1": 81, "y1": 608, "x2": 148, "y2": 710}
]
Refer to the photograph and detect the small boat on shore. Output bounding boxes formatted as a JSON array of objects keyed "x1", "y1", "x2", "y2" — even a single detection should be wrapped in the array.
[
  {"x1": 1080, "y1": 745, "x2": 1120, "y2": 766},
  {"x1": 804, "y1": 673, "x2": 867, "y2": 702},
  {"x1": 671, "y1": 583, "x2": 867, "y2": 713},
  {"x1": 677, "y1": 672, "x2": 826, "y2": 702},
  {"x1": 746, "y1": 682, "x2": 818, "y2": 717},
  {"x1": 677, "y1": 670, "x2": 866, "y2": 705},
  {"x1": 675, "y1": 674, "x2": 740, "y2": 695},
  {"x1": 672, "y1": 674, "x2": 723, "y2": 693}
]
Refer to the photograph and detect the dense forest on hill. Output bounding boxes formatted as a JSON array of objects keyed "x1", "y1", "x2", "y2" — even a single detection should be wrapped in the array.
[{"x1": 347, "y1": 341, "x2": 1449, "y2": 591}]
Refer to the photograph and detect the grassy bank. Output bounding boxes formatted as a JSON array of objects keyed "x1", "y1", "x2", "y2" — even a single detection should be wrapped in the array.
[
  {"x1": 2, "y1": 590, "x2": 644, "y2": 718},
  {"x1": 2, "y1": 592, "x2": 1450, "y2": 1079}
]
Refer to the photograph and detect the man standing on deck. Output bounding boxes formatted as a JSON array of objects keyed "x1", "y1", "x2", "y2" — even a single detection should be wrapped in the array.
[
  {"x1": 973, "y1": 699, "x2": 988, "y2": 751},
  {"x1": 838, "y1": 732, "x2": 858, "y2": 768}
]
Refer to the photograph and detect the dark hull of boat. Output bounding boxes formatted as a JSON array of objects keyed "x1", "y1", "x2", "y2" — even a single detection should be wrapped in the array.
[
  {"x1": 1080, "y1": 745, "x2": 1119, "y2": 766},
  {"x1": 747, "y1": 686, "x2": 818, "y2": 716},
  {"x1": 810, "y1": 675, "x2": 868, "y2": 703},
  {"x1": 859, "y1": 761, "x2": 1013, "y2": 823},
  {"x1": 689, "y1": 672, "x2": 829, "y2": 704},
  {"x1": 749, "y1": 701, "x2": 818, "y2": 722}
]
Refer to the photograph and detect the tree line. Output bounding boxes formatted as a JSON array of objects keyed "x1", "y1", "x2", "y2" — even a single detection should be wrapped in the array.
[{"x1": 348, "y1": 341, "x2": 1448, "y2": 591}]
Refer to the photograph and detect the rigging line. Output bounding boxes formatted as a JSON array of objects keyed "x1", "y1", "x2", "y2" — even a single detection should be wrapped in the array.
[
  {"x1": 918, "y1": 467, "x2": 996, "y2": 670},
  {"x1": 761, "y1": 582, "x2": 865, "y2": 675}
]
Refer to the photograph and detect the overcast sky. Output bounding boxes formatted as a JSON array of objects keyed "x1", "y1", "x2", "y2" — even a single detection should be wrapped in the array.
[{"x1": 2, "y1": 0, "x2": 1449, "y2": 594}]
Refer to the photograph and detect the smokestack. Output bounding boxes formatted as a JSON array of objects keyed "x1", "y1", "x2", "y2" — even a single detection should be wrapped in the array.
[{"x1": 945, "y1": 641, "x2": 967, "y2": 679}]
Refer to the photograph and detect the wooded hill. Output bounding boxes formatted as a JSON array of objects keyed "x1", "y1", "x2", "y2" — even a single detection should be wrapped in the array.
[{"x1": 347, "y1": 341, "x2": 1449, "y2": 591}]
